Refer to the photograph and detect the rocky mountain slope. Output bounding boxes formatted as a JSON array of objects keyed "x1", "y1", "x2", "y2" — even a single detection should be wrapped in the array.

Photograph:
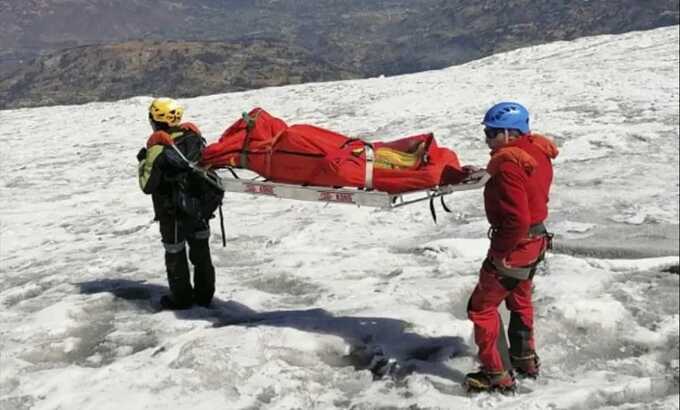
[
  {"x1": 0, "y1": 39, "x2": 356, "y2": 108},
  {"x1": 1, "y1": 0, "x2": 677, "y2": 108}
]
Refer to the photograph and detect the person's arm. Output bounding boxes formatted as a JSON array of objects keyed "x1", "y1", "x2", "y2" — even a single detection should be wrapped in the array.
[{"x1": 488, "y1": 162, "x2": 530, "y2": 262}]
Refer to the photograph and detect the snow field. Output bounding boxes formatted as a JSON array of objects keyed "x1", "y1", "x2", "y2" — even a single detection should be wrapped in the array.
[{"x1": 1, "y1": 26, "x2": 678, "y2": 409}]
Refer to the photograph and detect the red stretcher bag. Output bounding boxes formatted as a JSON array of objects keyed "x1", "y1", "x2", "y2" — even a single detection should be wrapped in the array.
[{"x1": 201, "y1": 108, "x2": 466, "y2": 194}]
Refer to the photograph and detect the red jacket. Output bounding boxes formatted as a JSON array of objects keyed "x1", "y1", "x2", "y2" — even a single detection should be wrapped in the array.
[{"x1": 484, "y1": 134, "x2": 559, "y2": 263}]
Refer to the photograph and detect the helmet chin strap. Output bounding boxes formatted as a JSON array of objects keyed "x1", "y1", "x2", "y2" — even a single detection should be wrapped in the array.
[{"x1": 503, "y1": 129, "x2": 509, "y2": 145}]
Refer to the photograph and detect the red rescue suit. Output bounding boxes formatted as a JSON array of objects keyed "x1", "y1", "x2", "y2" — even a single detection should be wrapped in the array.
[{"x1": 468, "y1": 134, "x2": 558, "y2": 372}]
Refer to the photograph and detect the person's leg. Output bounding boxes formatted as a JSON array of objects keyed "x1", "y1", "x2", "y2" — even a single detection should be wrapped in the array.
[
  {"x1": 505, "y1": 274, "x2": 539, "y2": 376},
  {"x1": 466, "y1": 264, "x2": 516, "y2": 391},
  {"x1": 187, "y1": 220, "x2": 215, "y2": 307},
  {"x1": 505, "y1": 278, "x2": 534, "y2": 355},
  {"x1": 467, "y1": 264, "x2": 513, "y2": 373},
  {"x1": 159, "y1": 217, "x2": 193, "y2": 309}
]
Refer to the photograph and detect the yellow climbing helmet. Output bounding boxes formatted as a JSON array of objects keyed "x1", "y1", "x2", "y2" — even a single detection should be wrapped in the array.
[{"x1": 148, "y1": 97, "x2": 184, "y2": 127}]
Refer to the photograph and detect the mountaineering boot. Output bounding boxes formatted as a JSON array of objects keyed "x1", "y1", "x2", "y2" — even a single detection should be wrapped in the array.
[
  {"x1": 164, "y1": 250, "x2": 194, "y2": 309},
  {"x1": 511, "y1": 352, "x2": 540, "y2": 378},
  {"x1": 464, "y1": 369, "x2": 516, "y2": 393},
  {"x1": 188, "y1": 238, "x2": 215, "y2": 307},
  {"x1": 508, "y1": 312, "x2": 538, "y2": 377}
]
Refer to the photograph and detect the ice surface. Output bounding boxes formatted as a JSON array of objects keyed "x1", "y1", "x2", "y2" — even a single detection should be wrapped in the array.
[{"x1": 0, "y1": 26, "x2": 678, "y2": 409}]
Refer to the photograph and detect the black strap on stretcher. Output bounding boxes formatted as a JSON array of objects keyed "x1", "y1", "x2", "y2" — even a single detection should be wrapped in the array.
[{"x1": 429, "y1": 195, "x2": 453, "y2": 223}]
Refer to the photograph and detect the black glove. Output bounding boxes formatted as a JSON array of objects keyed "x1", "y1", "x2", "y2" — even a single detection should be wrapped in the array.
[{"x1": 136, "y1": 147, "x2": 147, "y2": 162}]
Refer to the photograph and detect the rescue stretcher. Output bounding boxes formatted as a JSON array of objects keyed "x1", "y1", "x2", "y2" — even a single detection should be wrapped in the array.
[
  {"x1": 216, "y1": 168, "x2": 489, "y2": 210},
  {"x1": 199, "y1": 108, "x2": 490, "y2": 219}
]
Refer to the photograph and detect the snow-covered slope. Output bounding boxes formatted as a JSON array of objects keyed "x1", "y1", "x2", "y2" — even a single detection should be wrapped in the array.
[{"x1": 1, "y1": 26, "x2": 678, "y2": 410}]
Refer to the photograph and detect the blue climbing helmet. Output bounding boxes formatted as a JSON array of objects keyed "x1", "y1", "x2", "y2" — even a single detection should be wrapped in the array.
[{"x1": 482, "y1": 102, "x2": 530, "y2": 134}]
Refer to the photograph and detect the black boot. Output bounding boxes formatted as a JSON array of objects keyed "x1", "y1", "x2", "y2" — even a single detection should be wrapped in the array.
[
  {"x1": 188, "y1": 238, "x2": 215, "y2": 307},
  {"x1": 508, "y1": 311, "x2": 540, "y2": 378},
  {"x1": 511, "y1": 352, "x2": 540, "y2": 378},
  {"x1": 164, "y1": 250, "x2": 194, "y2": 309},
  {"x1": 464, "y1": 369, "x2": 516, "y2": 393}
]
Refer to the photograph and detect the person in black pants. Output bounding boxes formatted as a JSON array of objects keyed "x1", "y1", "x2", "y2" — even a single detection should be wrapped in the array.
[{"x1": 137, "y1": 97, "x2": 216, "y2": 309}]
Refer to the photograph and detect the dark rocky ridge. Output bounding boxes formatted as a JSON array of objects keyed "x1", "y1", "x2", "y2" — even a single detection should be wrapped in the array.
[
  {"x1": 1, "y1": 0, "x2": 677, "y2": 108},
  {"x1": 0, "y1": 40, "x2": 358, "y2": 108}
]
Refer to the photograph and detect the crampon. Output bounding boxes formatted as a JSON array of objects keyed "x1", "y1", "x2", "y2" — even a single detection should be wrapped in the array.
[{"x1": 464, "y1": 369, "x2": 517, "y2": 394}]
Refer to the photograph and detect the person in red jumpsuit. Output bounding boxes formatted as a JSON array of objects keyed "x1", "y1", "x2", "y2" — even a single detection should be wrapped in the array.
[{"x1": 464, "y1": 102, "x2": 558, "y2": 392}]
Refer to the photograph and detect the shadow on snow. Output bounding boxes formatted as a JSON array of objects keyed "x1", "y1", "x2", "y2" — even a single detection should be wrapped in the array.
[{"x1": 78, "y1": 278, "x2": 470, "y2": 383}]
